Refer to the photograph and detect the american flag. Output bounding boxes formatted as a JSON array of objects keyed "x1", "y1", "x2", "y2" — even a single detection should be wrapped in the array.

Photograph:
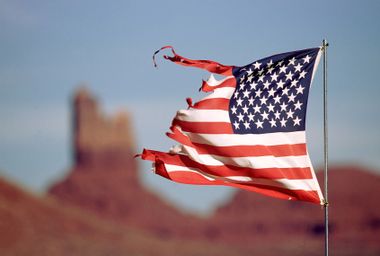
[{"x1": 141, "y1": 46, "x2": 324, "y2": 204}]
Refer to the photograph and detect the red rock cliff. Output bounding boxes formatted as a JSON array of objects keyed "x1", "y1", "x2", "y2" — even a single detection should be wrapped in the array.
[{"x1": 49, "y1": 87, "x2": 203, "y2": 239}]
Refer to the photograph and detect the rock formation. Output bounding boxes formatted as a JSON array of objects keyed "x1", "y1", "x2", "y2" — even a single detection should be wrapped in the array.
[
  {"x1": 49, "y1": 87, "x2": 203, "y2": 238},
  {"x1": 72, "y1": 86, "x2": 136, "y2": 168},
  {"x1": 0, "y1": 177, "x2": 242, "y2": 256}
]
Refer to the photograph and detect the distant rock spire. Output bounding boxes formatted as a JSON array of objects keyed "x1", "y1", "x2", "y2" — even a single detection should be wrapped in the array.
[{"x1": 72, "y1": 86, "x2": 136, "y2": 168}]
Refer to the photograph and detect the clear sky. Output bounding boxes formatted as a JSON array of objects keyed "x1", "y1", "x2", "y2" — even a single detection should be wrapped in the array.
[{"x1": 0, "y1": 0, "x2": 379, "y2": 214}]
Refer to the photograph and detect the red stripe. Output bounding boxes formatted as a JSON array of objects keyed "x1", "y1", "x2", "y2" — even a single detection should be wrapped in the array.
[
  {"x1": 141, "y1": 149, "x2": 319, "y2": 204},
  {"x1": 172, "y1": 119, "x2": 233, "y2": 134},
  {"x1": 229, "y1": 182, "x2": 321, "y2": 204},
  {"x1": 193, "y1": 98, "x2": 230, "y2": 110},
  {"x1": 162, "y1": 48, "x2": 234, "y2": 76},
  {"x1": 166, "y1": 169, "x2": 220, "y2": 185},
  {"x1": 141, "y1": 149, "x2": 313, "y2": 180}
]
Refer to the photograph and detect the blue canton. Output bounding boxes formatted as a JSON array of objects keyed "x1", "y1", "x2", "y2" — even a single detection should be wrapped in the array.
[{"x1": 229, "y1": 48, "x2": 320, "y2": 134}]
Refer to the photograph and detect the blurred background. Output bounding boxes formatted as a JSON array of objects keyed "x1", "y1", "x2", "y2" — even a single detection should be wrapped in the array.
[{"x1": 0, "y1": 1, "x2": 380, "y2": 255}]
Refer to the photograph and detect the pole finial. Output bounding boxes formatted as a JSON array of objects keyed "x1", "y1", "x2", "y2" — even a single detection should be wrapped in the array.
[{"x1": 322, "y1": 39, "x2": 329, "y2": 51}]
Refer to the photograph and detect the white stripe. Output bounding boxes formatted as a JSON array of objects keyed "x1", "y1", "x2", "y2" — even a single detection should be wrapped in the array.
[
  {"x1": 206, "y1": 74, "x2": 234, "y2": 86},
  {"x1": 164, "y1": 163, "x2": 318, "y2": 191},
  {"x1": 164, "y1": 164, "x2": 215, "y2": 181},
  {"x1": 306, "y1": 154, "x2": 324, "y2": 202},
  {"x1": 181, "y1": 130, "x2": 306, "y2": 146},
  {"x1": 180, "y1": 144, "x2": 310, "y2": 169},
  {"x1": 225, "y1": 176, "x2": 318, "y2": 191},
  {"x1": 175, "y1": 109, "x2": 230, "y2": 122},
  {"x1": 202, "y1": 87, "x2": 235, "y2": 100},
  {"x1": 311, "y1": 48, "x2": 322, "y2": 86}
]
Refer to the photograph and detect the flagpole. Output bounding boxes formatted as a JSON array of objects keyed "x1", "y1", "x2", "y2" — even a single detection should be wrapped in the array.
[{"x1": 322, "y1": 39, "x2": 329, "y2": 256}]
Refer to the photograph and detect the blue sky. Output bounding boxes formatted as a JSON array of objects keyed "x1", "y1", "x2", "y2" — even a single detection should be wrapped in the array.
[{"x1": 0, "y1": 0, "x2": 379, "y2": 214}]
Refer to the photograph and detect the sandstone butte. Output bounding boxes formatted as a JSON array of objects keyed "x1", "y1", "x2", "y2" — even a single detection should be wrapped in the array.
[{"x1": 1, "y1": 87, "x2": 379, "y2": 256}]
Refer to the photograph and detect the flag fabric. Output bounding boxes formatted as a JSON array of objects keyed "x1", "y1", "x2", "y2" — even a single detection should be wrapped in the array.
[{"x1": 140, "y1": 46, "x2": 324, "y2": 204}]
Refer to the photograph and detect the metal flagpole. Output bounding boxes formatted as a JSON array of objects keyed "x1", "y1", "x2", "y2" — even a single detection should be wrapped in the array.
[{"x1": 322, "y1": 39, "x2": 329, "y2": 256}]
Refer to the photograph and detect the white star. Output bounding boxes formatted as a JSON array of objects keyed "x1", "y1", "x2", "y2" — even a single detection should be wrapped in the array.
[
  {"x1": 234, "y1": 91, "x2": 239, "y2": 98},
  {"x1": 268, "y1": 88, "x2": 276, "y2": 97},
  {"x1": 243, "y1": 89, "x2": 251, "y2": 98},
  {"x1": 288, "y1": 57, "x2": 296, "y2": 66},
  {"x1": 253, "y1": 104, "x2": 261, "y2": 113},
  {"x1": 237, "y1": 113, "x2": 244, "y2": 122},
  {"x1": 269, "y1": 118, "x2": 277, "y2": 127},
  {"x1": 303, "y1": 55, "x2": 311, "y2": 63},
  {"x1": 239, "y1": 82, "x2": 246, "y2": 91},
  {"x1": 243, "y1": 121, "x2": 251, "y2": 129},
  {"x1": 279, "y1": 65, "x2": 287, "y2": 74},
  {"x1": 280, "y1": 118, "x2": 287, "y2": 127},
  {"x1": 299, "y1": 70, "x2": 307, "y2": 79},
  {"x1": 288, "y1": 93, "x2": 296, "y2": 102},
  {"x1": 277, "y1": 60, "x2": 284, "y2": 67},
  {"x1": 231, "y1": 105, "x2": 238, "y2": 114},
  {"x1": 266, "y1": 66, "x2": 274, "y2": 74},
  {"x1": 294, "y1": 63, "x2": 302, "y2": 72},
  {"x1": 286, "y1": 109, "x2": 294, "y2": 119},
  {"x1": 253, "y1": 61, "x2": 261, "y2": 69},
  {"x1": 248, "y1": 97, "x2": 254, "y2": 106},
  {"x1": 267, "y1": 59, "x2": 274, "y2": 67},
  {"x1": 260, "y1": 96, "x2": 268, "y2": 105},
  {"x1": 255, "y1": 119, "x2": 264, "y2": 128},
  {"x1": 282, "y1": 87, "x2": 290, "y2": 96},
  {"x1": 233, "y1": 121, "x2": 240, "y2": 129},
  {"x1": 247, "y1": 112, "x2": 255, "y2": 121},
  {"x1": 255, "y1": 89, "x2": 262, "y2": 98},
  {"x1": 258, "y1": 69, "x2": 264, "y2": 76},
  {"x1": 294, "y1": 100, "x2": 303, "y2": 110},
  {"x1": 274, "y1": 110, "x2": 281, "y2": 119},
  {"x1": 296, "y1": 85, "x2": 305, "y2": 94},
  {"x1": 277, "y1": 79, "x2": 285, "y2": 88},
  {"x1": 239, "y1": 76, "x2": 246, "y2": 83},
  {"x1": 263, "y1": 80, "x2": 271, "y2": 89},
  {"x1": 258, "y1": 74, "x2": 265, "y2": 82},
  {"x1": 285, "y1": 71, "x2": 293, "y2": 81},
  {"x1": 236, "y1": 98, "x2": 243, "y2": 106},
  {"x1": 267, "y1": 103, "x2": 275, "y2": 112},
  {"x1": 280, "y1": 102, "x2": 288, "y2": 111},
  {"x1": 271, "y1": 72, "x2": 279, "y2": 82},
  {"x1": 242, "y1": 105, "x2": 249, "y2": 114},
  {"x1": 246, "y1": 75, "x2": 254, "y2": 83},
  {"x1": 246, "y1": 68, "x2": 253, "y2": 76},
  {"x1": 273, "y1": 95, "x2": 281, "y2": 104},
  {"x1": 261, "y1": 111, "x2": 269, "y2": 120},
  {"x1": 291, "y1": 79, "x2": 299, "y2": 87},
  {"x1": 293, "y1": 116, "x2": 302, "y2": 126},
  {"x1": 249, "y1": 81, "x2": 258, "y2": 90}
]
